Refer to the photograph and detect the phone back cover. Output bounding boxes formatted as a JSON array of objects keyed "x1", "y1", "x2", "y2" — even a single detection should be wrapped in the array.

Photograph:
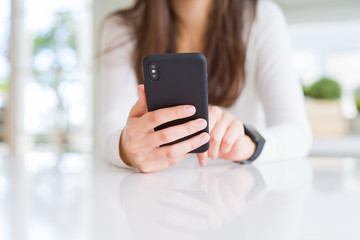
[{"x1": 143, "y1": 53, "x2": 209, "y2": 153}]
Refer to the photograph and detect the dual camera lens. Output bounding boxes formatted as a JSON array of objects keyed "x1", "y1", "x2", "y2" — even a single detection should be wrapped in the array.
[{"x1": 149, "y1": 63, "x2": 159, "y2": 81}]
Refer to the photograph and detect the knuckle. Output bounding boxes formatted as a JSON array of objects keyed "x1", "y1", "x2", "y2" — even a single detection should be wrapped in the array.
[
  {"x1": 150, "y1": 111, "x2": 162, "y2": 125},
  {"x1": 190, "y1": 141, "x2": 198, "y2": 150},
  {"x1": 232, "y1": 119, "x2": 244, "y2": 134},
  {"x1": 223, "y1": 113, "x2": 232, "y2": 121},
  {"x1": 125, "y1": 126, "x2": 135, "y2": 137},
  {"x1": 222, "y1": 137, "x2": 231, "y2": 146},
  {"x1": 236, "y1": 121, "x2": 245, "y2": 132},
  {"x1": 165, "y1": 148, "x2": 177, "y2": 159},
  {"x1": 190, "y1": 137, "x2": 201, "y2": 150},
  {"x1": 210, "y1": 106, "x2": 222, "y2": 116},
  {"x1": 159, "y1": 130, "x2": 172, "y2": 143},
  {"x1": 211, "y1": 135, "x2": 221, "y2": 145},
  {"x1": 234, "y1": 119, "x2": 242, "y2": 127},
  {"x1": 175, "y1": 106, "x2": 183, "y2": 116},
  {"x1": 168, "y1": 158, "x2": 177, "y2": 167},
  {"x1": 188, "y1": 121, "x2": 197, "y2": 133}
]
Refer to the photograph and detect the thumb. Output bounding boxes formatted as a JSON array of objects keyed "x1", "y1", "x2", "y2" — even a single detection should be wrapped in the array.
[
  {"x1": 137, "y1": 84, "x2": 147, "y2": 108},
  {"x1": 129, "y1": 84, "x2": 148, "y2": 118}
]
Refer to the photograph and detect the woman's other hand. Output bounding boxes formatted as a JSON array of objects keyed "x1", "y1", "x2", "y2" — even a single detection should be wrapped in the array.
[
  {"x1": 196, "y1": 106, "x2": 256, "y2": 167},
  {"x1": 119, "y1": 85, "x2": 210, "y2": 173}
]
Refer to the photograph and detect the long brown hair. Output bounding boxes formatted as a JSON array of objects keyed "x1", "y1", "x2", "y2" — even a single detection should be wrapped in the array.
[{"x1": 110, "y1": 0, "x2": 257, "y2": 107}]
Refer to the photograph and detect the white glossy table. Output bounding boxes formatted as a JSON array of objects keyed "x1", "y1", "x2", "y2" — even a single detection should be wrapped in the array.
[{"x1": 1, "y1": 154, "x2": 360, "y2": 240}]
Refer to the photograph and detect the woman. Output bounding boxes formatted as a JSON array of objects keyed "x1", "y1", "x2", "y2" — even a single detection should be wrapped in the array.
[{"x1": 99, "y1": 0, "x2": 312, "y2": 173}]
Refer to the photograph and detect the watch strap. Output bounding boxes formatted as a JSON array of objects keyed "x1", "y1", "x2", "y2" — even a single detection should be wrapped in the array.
[{"x1": 241, "y1": 124, "x2": 265, "y2": 164}]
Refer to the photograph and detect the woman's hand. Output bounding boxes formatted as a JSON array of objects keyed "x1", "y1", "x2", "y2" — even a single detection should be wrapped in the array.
[
  {"x1": 120, "y1": 85, "x2": 210, "y2": 173},
  {"x1": 196, "y1": 106, "x2": 256, "y2": 167}
]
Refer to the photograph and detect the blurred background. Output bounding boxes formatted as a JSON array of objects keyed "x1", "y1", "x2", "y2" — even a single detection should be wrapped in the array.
[{"x1": 0, "y1": 0, "x2": 360, "y2": 159}]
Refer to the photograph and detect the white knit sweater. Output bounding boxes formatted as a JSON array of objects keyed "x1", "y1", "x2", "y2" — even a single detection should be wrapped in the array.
[{"x1": 99, "y1": 0, "x2": 312, "y2": 168}]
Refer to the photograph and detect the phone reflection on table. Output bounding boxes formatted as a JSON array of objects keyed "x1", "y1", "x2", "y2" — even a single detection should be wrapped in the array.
[{"x1": 118, "y1": 160, "x2": 312, "y2": 240}]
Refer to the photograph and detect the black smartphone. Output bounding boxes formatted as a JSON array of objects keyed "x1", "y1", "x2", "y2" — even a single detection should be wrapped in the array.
[{"x1": 142, "y1": 53, "x2": 209, "y2": 153}]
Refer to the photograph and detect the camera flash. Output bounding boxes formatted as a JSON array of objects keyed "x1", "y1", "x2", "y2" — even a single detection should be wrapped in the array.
[{"x1": 152, "y1": 69, "x2": 156, "y2": 73}]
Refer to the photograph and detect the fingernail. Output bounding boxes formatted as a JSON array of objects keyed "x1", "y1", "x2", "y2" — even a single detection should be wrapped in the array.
[
  {"x1": 184, "y1": 106, "x2": 196, "y2": 116},
  {"x1": 196, "y1": 119, "x2": 207, "y2": 129},
  {"x1": 199, "y1": 133, "x2": 210, "y2": 143}
]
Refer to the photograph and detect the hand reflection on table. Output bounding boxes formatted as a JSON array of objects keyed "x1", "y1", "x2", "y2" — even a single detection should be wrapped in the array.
[
  {"x1": 118, "y1": 163, "x2": 271, "y2": 240},
  {"x1": 118, "y1": 160, "x2": 312, "y2": 240},
  {"x1": 121, "y1": 165, "x2": 254, "y2": 230}
]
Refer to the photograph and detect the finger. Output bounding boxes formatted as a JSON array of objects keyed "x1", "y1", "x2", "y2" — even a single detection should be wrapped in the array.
[
  {"x1": 128, "y1": 85, "x2": 148, "y2": 118},
  {"x1": 196, "y1": 152, "x2": 208, "y2": 167},
  {"x1": 135, "y1": 134, "x2": 209, "y2": 173},
  {"x1": 219, "y1": 120, "x2": 242, "y2": 154},
  {"x1": 218, "y1": 139, "x2": 243, "y2": 161},
  {"x1": 208, "y1": 114, "x2": 232, "y2": 159},
  {"x1": 129, "y1": 118, "x2": 207, "y2": 154},
  {"x1": 154, "y1": 132, "x2": 210, "y2": 162},
  {"x1": 139, "y1": 105, "x2": 196, "y2": 132},
  {"x1": 147, "y1": 118, "x2": 207, "y2": 148},
  {"x1": 208, "y1": 106, "x2": 222, "y2": 132}
]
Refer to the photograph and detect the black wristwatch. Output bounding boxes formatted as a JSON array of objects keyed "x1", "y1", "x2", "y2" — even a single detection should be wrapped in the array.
[{"x1": 240, "y1": 124, "x2": 265, "y2": 164}]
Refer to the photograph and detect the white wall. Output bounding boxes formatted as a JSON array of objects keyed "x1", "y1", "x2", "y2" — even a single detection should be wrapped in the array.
[
  {"x1": 93, "y1": 0, "x2": 133, "y2": 36},
  {"x1": 93, "y1": 0, "x2": 360, "y2": 26},
  {"x1": 275, "y1": 0, "x2": 360, "y2": 24}
]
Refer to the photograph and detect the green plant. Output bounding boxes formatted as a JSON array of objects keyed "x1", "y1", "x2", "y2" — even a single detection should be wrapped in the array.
[
  {"x1": 355, "y1": 87, "x2": 360, "y2": 113},
  {"x1": 308, "y1": 77, "x2": 342, "y2": 100},
  {"x1": 302, "y1": 84, "x2": 311, "y2": 98},
  {"x1": 0, "y1": 77, "x2": 8, "y2": 93}
]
